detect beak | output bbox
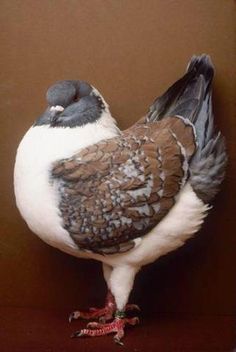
[50,110,59,125]
[49,105,64,125]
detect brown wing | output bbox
[52,116,196,254]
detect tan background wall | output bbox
[0,0,235,316]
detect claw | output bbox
[98,315,110,323]
[69,311,80,323]
[114,325,125,346]
[114,337,124,346]
[126,304,141,312]
[71,330,84,338]
[89,307,97,312]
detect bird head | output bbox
[35,80,109,128]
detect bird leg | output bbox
[69,290,115,323]
[70,265,140,344]
[69,290,140,323]
[71,310,139,345]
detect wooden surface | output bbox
[0,0,236,350]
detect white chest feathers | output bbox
[14,117,119,255]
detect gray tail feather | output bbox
[189,92,227,203]
[147,54,214,124]
[147,54,215,149]
[190,131,227,203]
[147,54,227,202]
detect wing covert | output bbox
[52,117,196,254]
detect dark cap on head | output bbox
[46,80,92,108]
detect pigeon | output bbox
[14,55,227,345]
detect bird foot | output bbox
[71,315,139,345]
[69,304,114,323]
[69,290,140,323]
[69,290,116,323]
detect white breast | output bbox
[14,114,119,256]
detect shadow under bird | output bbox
[14,55,227,345]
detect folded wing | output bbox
[52,116,196,255]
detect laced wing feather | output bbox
[52,117,196,255]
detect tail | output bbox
[147,54,227,203]
[147,54,214,127]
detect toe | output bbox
[114,328,125,346]
[86,321,100,329]
[125,316,140,326]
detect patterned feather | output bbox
[52,117,196,254]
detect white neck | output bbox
[17,110,120,167]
